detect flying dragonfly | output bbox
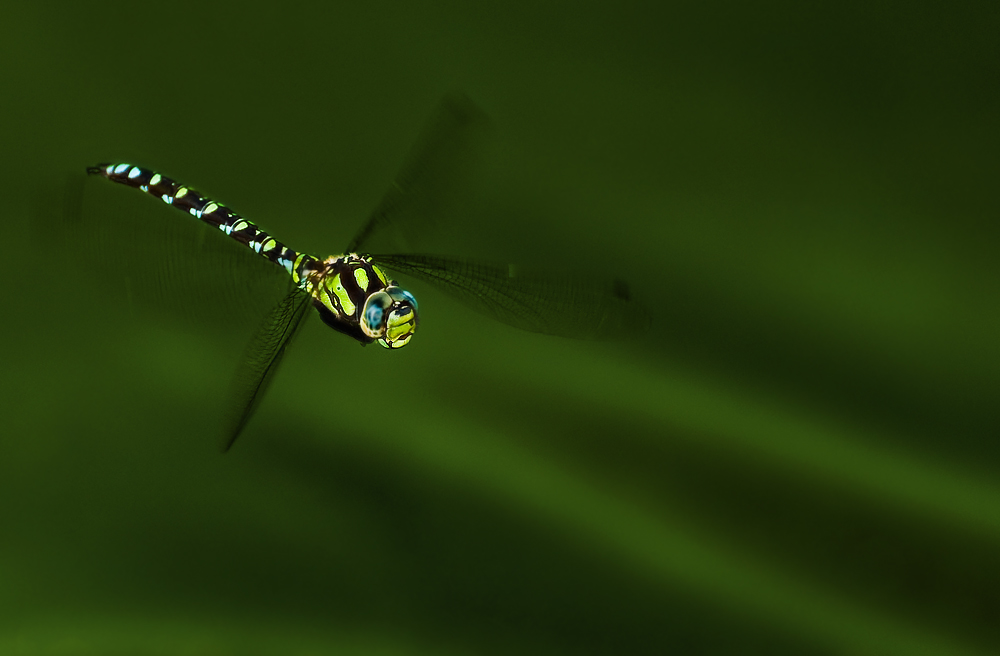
[78,98,649,449]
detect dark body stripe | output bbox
[311,253,395,345]
[88,163,318,283]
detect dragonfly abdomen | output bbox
[88,163,315,284]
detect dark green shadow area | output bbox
[252,431,819,656]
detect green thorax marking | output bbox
[310,254,391,320]
[298,253,404,345]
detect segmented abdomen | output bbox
[88,163,316,283]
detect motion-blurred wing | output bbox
[222,287,312,451]
[347,93,490,254]
[372,254,650,340]
[32,169,295,331]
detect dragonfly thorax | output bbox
[310,253,418,349]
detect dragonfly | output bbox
[80,99,649,449]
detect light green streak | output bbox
[333,396,989,656]
[300,341,999,656]
[518,346,1000,540]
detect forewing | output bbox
[347,93,491,254]
[32,169,295,331]
[371,254,651,340]
[222,287,312,451]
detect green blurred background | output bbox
[2,2,999,654]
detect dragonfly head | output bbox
[360,286,419,349]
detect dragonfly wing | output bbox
[371,254,651,340]
[222,287,312,451]
[347,93,490,254]
[33,169,295,331]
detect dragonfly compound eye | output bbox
[380,287,418,349]
[361,287,419,348]
[361,291,392,338]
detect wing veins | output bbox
[222,287,312,451]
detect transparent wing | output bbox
[371,254,651,340]
[32,169,295,331]
[222,287,312,451]
[347,93,491,254]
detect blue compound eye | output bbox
[387,287,418,310]
[362,287,419,345]
[373,286,418,349]
[361,291,394,338]
[365,303,384,330]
